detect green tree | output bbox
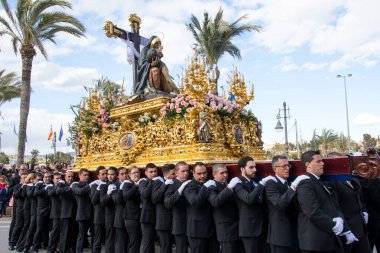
[47,151,73,164]
[0,152,10,164]
[0,0,85,165]
[186,8,261,86]
[334,132,349,154]
[29,148,39,165]
[316,128,338,155]
[363,133,377,148]
[0,69,21,107]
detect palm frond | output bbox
[36,12,85,35]
[0,15,17,37]
[187,8,260,68]
[0,69,21,103]
[15,0,30,26]
[29,26,48,59]
[29,0,72,25]
[11,36,20,54]
[0,0,17,30]
[41,25,84,41]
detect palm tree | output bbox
[186,8,261,86]
[334,132,349,154]
[0,0,85,165]
[316,128,339,155]
[0,69,21,107]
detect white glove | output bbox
[153,176,164,183]
[27,183,34,187]
[44,184,54,190]
[89,180,101,187]
[137,178,147,185]
[345,231,359,244]
[291,175,310,190]
[259,175,276,186]
[165,179,174,185]
[70,182,79,188]
[96,181,106,190]
[107,184,117,195]
[178,180,191,195]
[228,177,242,189]
[332,217,344,235]
[119,180,132,190]
[203,180,216,188]
[363,212,368,224]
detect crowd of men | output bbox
[5,150,380,253]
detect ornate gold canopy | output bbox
[73,39,265,170]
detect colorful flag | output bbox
[48,125,53,140]
[59,125,63,141]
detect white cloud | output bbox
[31,62,102,92]
[251,0,343,53]
[0,107,74,155]
[363,60,378,67]
[353,113,380,125]
[301,62,328,71]
[274,57,298,72]
[248,0,380,70]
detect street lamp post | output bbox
[275,102,290,158]
[337,74,352,154]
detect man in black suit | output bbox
[123,166,142,253]
[72,168,93,253]
[16,173,35,252]
[112,167,128,253]
[139,163,158,253]
[90,165,107,253]
[208,163,240,253]
[56,170,77,253]
[265,155,309,253]
[328,177,371,253]
[183,162,218,253]
[46,172,62,253]
[233,156,273,253]
[30,172,52,253]
[100,166,119,253]
[24,173,42,253]
[164,161,191,253]
[297,150,354,253]
[152,163,176,253]
[365,176,380,251]
[9,172,27,250]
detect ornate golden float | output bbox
[73,15,265,170]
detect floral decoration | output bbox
[160,94,197,119]
[139,112,158,127]
[203,93,241,117]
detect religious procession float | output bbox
[70,14,379,180]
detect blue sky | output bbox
[1,0,379,156]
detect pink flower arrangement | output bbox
[204,93,240,117]
[160,94,196,119]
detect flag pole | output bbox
[52,132,57,158]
